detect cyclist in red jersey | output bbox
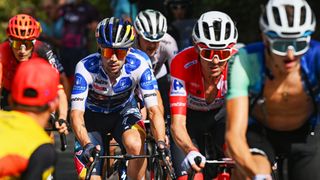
[0,14,69,135]
[169,11,238,179]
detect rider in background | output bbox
[0,14,69,135]
[70,17,167,180]
[0,58,60,179]
[133,9,178,120]
[226,0,320,179]
[169,11,238,179]
[164,0,197,51]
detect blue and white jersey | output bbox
[71,48,158,114]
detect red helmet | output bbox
[7,14,41,40]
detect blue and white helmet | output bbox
[260,0,316,38]
[95,17,135,48]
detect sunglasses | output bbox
[101,48,129,60]
[9,39,35,50]
[198,46,233,62]
[267,36,310,56]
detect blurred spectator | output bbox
[137,0,165,14]
[110,0,138,21]
[38,0,64,50]
[57,0,100,85]
[164,0,197,51]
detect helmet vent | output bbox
[209,44,226,48]
[213,21,221,41]
[300,6,306,25]
[194,23,200,38]
[272,7,281,26]
[202,22,210,40]
[284,5,294,27]
[156,12,160,34]
[138,14,147,33]
[224,22,231,40]
[143,11,153,35]
[262,8,269,26]
[281,32,300,36]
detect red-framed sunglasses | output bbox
[198,45,235,62]
[101,48,129,60]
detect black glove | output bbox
[156,140,169,156]
[83,143,99,165]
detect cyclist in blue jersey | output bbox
[226,0,320,179]
[70,17,167,180]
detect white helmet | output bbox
[192,11,238,49]
[260,0,316,38]
[134,9,167,42]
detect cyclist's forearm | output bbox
[70,110,91,146]
[57,89,68,120]
[225,132,258,177]
[156,90,164,115]
[171,124,196,154]
[60,74,71,100]
[148,106,166,141]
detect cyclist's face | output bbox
[269,49,301,73]
[200,56,227,78]
[101,48,127,78]
[138,37,160,57]
[196,45,230,78]
[10,39,34,62]
[263,34,302,73]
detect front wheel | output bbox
[151,158,164,180]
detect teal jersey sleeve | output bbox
[227,43,266,100]
[227,48,251,99]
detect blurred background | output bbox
[0,0,319,45]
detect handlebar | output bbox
[188,157,235,180]
[85,154,152,180]
[85,151,100,180]
[45,115,69,151]
[85,152,176,180]
[158,148,177,179]
[58,119,67,151]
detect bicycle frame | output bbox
[85,136,176,180]
[45,114,68,151]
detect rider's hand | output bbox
[54,119,69,135]
[157,140,171,163]
[156,140,170,156]
[181,150,206,172]
[83,143,100,165]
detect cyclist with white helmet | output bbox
[226,0,320,179]
[169,11,238,179]
[70,17,167,180]
[134,9,178,120]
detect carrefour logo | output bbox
[173,79,183,90]
[72,73,87,94]
[170,79,186,96]
[140,69,155,90]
